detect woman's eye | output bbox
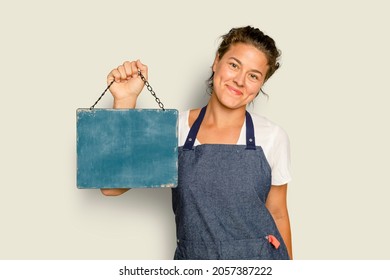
[249,74,258,80]
[230,63,238,69]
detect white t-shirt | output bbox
[178,110,292,186]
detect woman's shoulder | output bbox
[250,113,291,185]
[250,112,287,134]
[179,108,202,128]
[249,112,290,147]
[179,110,190,126]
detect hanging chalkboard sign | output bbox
[76,108,178,188]
[77,70,178,189]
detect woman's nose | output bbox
[233,71,245,86]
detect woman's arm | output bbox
[100,188,130,196]
[100,60,148,196]
[265,184,293,259]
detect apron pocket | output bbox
[174,237,289,260]
[220,237,289,260]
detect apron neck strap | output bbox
[183,106,256,150]
[183,106,206,150]
[245,111,256,150]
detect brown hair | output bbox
[207,26,281,95]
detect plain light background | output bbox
[1,0,389,259]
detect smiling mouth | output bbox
[226,85,243,95]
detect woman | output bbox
[101,26,293,260]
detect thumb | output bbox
[136,59,148,80]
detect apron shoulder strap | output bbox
[183,106,207,150]
[245,111,256,150]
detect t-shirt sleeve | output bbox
[178,110,190,147]
[270,126,292,186]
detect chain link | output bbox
[90,70,165,110]
[138,70,165,111]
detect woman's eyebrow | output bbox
[229,57,263,76]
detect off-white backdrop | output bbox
[1,0,389,259]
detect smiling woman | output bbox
[210,43,269,110]
[101,26,292,260]
[207,26,281,96]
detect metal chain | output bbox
[90,80,114,110]
[138,70,165,111]
[90,70,165,110]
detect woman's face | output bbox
[212,43,269,109]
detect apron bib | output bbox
[172,106,289,260]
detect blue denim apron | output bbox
[172,106,289,260]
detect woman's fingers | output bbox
[107,69,121,83]
[110,60,146,82]
[136,59,148,80]
[106,60,149,101]
[117,65,127,80]
[123,61,133,79]
[130,61,139,78]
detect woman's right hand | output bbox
[107,60,148,108]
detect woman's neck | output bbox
[204,96,246,129]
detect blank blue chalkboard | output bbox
[76,109,178,188]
